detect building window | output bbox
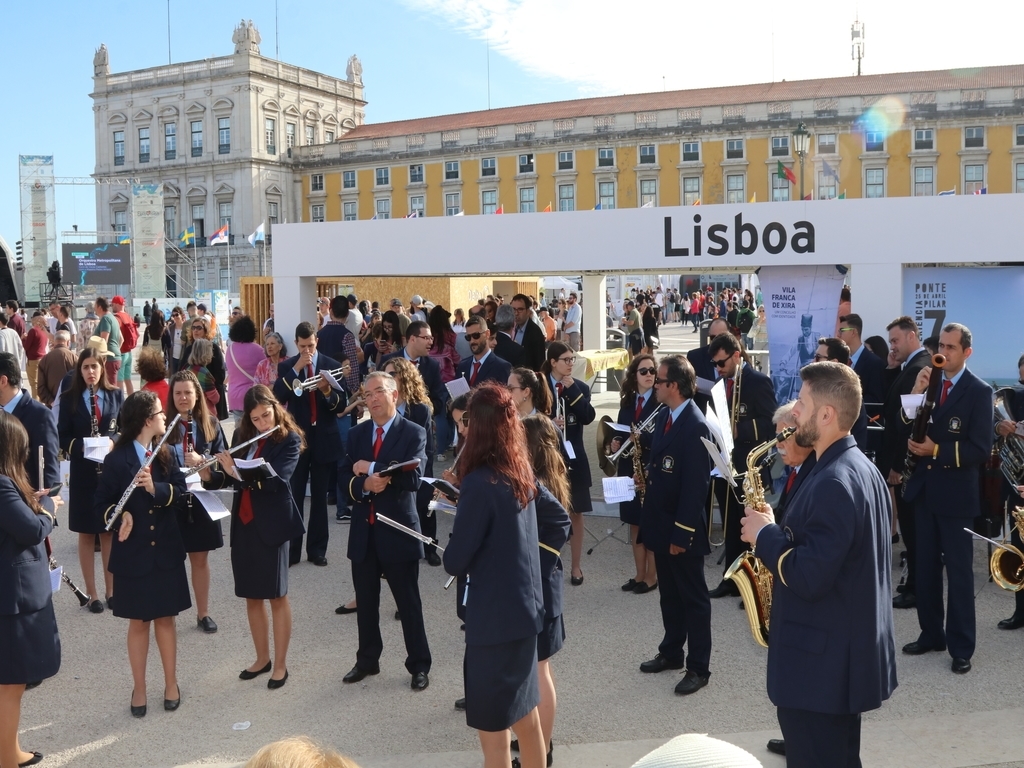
[865,131,884,152]
[557,151,574,170]
[683,176,700,205]
[325,130,334,143]
[191,120,203,157]
[163,206,176,239]
[482,189,497,215]
[771,172,790,202]
[598,148,614,167]
[519,187,536,213]
[218,117,230,154]
[113,210,127,232]
[375,167,390,187]
[311,205,325,222]
[445,192,461,216]
[375,199,391,219]
[305,125,316,146]
[445,161,460,180]
[639,179,657,207]
[409,164,424,183]
[964,164,985,194]
[558,184,575,211]
[865,168,885,198]
[191,204,205,238]
[113,131,125,166]
[342,171,356,189]
[220,268,230,291]
[164,124,176,160]
[817,171,836,200]
[268,202,279,225]
[726,174,744,204]
[218,202,232,229]
[682,142,699,162]
[598,181,615,209]
[1017,125,1024,147]
[518,154,534,174]
[265,118,276,154]
[915,129,934,150]
[286,123,296,148]
[343,201,357,221]
[726,139,744,159]
[639,144,656,164]
[817,133,836,154]
[1016,163,1024,193]
[481,157,496,177]
[914,166,934,196]
[138,128,150,163]
[771,136,789,157]
[311,174,324,192]
[410,196,425,217]
[964,126,984,148]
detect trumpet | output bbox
[606,406,664,463]
[291,362,350,397]
[184,425,281,477]
[104,414,181,530]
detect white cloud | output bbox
[404,0,1024,97]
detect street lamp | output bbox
[792,122,811,201]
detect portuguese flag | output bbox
[777,161,797,185]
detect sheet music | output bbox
[696,376,716,396]
[901,393,925,421]
[235,458,266,470]
[83,437,110,463]
[564,440,576,460]
[701,436,736,486]
[191,490,231,521]
[320,368,344,392]
[446,377,471,398]
[709,379,735,458]
[607,422,632,434]
[602,476,636,504]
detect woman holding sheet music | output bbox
[200,385,305,689]
[165,370,227,634]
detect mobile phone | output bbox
[430,479,460,500]
[47,483,63,497]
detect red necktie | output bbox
[94,393,102,423]
[238,440,265,525]
[784,469,797,494]
[369,426,384,525]
[940,379,952,406]
[634,395,643,422]
[308,365,318,426]
[726,377,734,402]
[557,382,564,399]
[663,414,673,435]
[470,361,481,385]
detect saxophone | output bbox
[631,422,647,505]
[724,426,795,648]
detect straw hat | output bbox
[84,335,114,358]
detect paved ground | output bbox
[24,320,1024,767]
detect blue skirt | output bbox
[0,599,61,685]
[464,635,539,732]
[537,613,565,662]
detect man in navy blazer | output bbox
[839,313,887,405]
[741,362,897,768]
[339,371,431,691]
[492,305,526,368]
[456,315,512,387]
[510,293,547,372]
[685,318,730,415]
[273,322,347,566]
[0,353,60,492]
[381,320,449,422]
[638,355,714,696]
[902,323,993,673]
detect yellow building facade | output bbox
[294,65,1024,222]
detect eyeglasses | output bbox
[414,335,434,343]
[557,356,576,364]
[813,354,831,362]
[837,327,855,333]
[148,410,163,419]
[465,332,484,341]
[637,367,657,376]
[712,358,730,368]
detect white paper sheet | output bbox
[191,490,231,521]
[564,440,577,460]
[185,473,204,492]
[50,566,62,594]
[901,393,925,421]
[83,437,110,464]
[710,379,735,458]
[701,436,736,486]
[1015,422,1024,437]
[234,458,266,470]
[320,368,344,392]
[696,376,716,396]
[602,476,636,504]
[428,499,457,515]
[607,422,633,434]
[446,377,471,398]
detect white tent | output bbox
[541,276,580,296]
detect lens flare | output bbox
[855,96,907,140]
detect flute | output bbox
[184,425,281,477]
[104,414,181,531]
[375,512,455,590]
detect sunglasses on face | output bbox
[637,367,657,376]
[712,358,730,368]
[465,332,484,341]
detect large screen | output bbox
[62,243,131,286]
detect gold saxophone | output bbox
[724,426,795,648]
[631,422,647,505]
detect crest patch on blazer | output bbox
[567,412,577,425]
[661,455,675,472]
[738,403,748,417]
[948,416,962,433]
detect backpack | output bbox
[737,308,755,334]
[117,312,139,353]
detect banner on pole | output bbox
[19,156,57,303]
[131,184,166,299]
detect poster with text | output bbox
[760,265,847,403]
[131,184,166,299]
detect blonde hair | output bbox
[244,736,360,768]
[382,357,431,414]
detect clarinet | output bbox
[90,385,102,476]
[183,412,195,522]
[902,354,947,491]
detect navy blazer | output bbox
[11,389,60,490]
[775,453,816,527]
[516,319,547,372]
[168,415,227,511]
[686,345,720,414]
[903,367,994,516]
[494,333,526,369]
[756,435,898,715]
[456,352,512,388]
[639,401,713,555]
[536,483,572,621]
[0,477,55,615]
[58,385,124,521]
[381,352,450,417]
[442,467,545,646]
[341,415,427,564]
[854,347,887,405]
[401,401,435,477]
[728,365,778,469]
[98,444,187,578]
[542,375,596,491]
[273,353,347,462]
[878,349,929,477]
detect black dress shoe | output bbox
[130,691,146,718]
[411,671,429,690]
[343,663,380,683]
[106,596,115,611]
[268,670,289,689]
[767,739,786,756]
[902,640,946,655]
[570,572,584,586]
[454,696,466,711]
[239,661,272,680]
[951,657,972,674]
[24,681,41,691]
[87,599,104,614]
[335,603,357,615]
[197,615,218,633]
[164,685,181,711]
[640,653,685,673]
[633,581,658,594]
[893,592,917,609]
[708,580,739,598]
[998,613,1024,630]
[426,548,442,567]
[621,578,638,592]
[674,670,710,695]
[18,751,43,767]
[308,555,328,566]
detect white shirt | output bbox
[345,308,363,337]
[564,302,582,332]
[0,327,25,369]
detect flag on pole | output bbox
[593,203,602,210]
[640,200,654,208]
[495,204,504,215]
[937,188,956,196]
[837,191,846,200]
[749,193,756,203]
[117,234,131,245]
[803,193,813,201]
[248,221,265,247]
[209,224,229,246]
[692,199,701,206]
[973,187,987,195]
[405,210,419,218]
[179,225,195,246]
[777,161,798,185]
[543,202,552,212]
[822,159,840,182]
[453,211,465,217]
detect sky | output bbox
[4,0,1024,250]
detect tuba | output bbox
[993,388,1024,487]
[725,426,795,648]
[990,507,1024,591]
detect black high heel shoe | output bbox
[164,685,181,711]
[130,691,147,718]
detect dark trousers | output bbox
[289,452,331,563]
[915,504,976,658]
[715,478,745,574]
[894,482,917,592]
[653,550,711,677]
[777,707,862,768]
[351,527,431,674]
